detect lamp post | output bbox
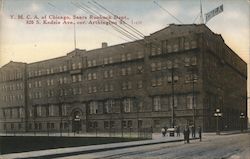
[214,108,222,135]
[240,112,245,132]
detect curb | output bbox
[14,138,199,159]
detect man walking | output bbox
[198,126,202,141]
[191,125,195,138]
[176,126,180,137]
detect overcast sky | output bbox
[0,0,249,117]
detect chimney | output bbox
[102,42,108,48]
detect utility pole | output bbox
[192,73,196,138]
[171,67,175,129]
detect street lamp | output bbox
[240,112,245,132]
[214,108,222,135]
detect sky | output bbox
[0,0,249,120]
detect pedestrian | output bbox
[191,125,195,138]
[183,127,187,144]
[198,126,202,141]
[187,126,190,143]
[161,127,166,137]
[176,126,180,137]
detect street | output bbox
[58,133,250,159]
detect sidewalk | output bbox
[0,134,194,159]
[202,129,250,136]
[2,130,248,159]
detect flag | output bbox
[205,5,223,23]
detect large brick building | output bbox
[0,24,247,133]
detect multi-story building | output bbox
[0,24,247,133]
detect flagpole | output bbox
[200,0,204,24]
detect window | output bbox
[93,73,97,79]
[128,120,132,128]
[167,61,172,69]
[78,75,82,81]
[173,44,179,52]
[90,101,98,114]
[122,82,126,90]
[38,81,42,87]
[123,98,133,113]
[62,104,68,116]
[60,89,64,96]
[184,57,191,66]
[184,41,190,50]
[88,60,92,67]
[167,44,172,52]
[137,65,143,74]
[157,62,161,70]
[191,56,197,65]
[157,78,162,86]
[104,100,114,113]
[78,62,82,69]
[127,67,131,75]
[185,74,198,83]
[88,86,92,93]
[63,65,67,71]
[104,84,109,92]
[104,71,108,78]
[173,75,179,82]
[29,108,33,117]
[121,68,126,76]
[151,79,156,87]
[151,63,156,71]
[104,121,109,128]
[59,66,63,72]
[110,84,114,91]
[122,120,127,128]
[138,120,143,128]
[154,120,160,127]
[73,88,77,95]
[187,95,195,109]
[137,80,142,89]
[121,54,126,61]
[49,105,55,116]
[88,73,92,80]
[93,86,97,92]
[157,47,161,55]
[109,70,113,78]
[104,58,108,64]
[37,106,42,117]
[72,63,76,70]
[64,77,67,84]
[174,59,178,68]
[92,60,96,66]
[127,54,131,60]
[138,51,144,58]
[151,47,156,56]
[109,57,113,63]
[72,75,76,83]
[153,96,161,111]
[169,96,178,108]
[191,40,197,48]
[128,81,132,89]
